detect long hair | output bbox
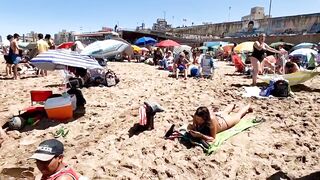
[194,106,211,124]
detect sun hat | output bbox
[29,139,64,161]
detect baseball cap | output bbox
[29,139,64,161]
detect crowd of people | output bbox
[2,33,55,79]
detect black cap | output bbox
[29,139,64,161]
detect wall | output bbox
[170,13,320,37]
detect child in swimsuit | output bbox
[188,103,253,142]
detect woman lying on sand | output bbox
[188,103,253,142]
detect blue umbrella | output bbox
[204,41,228,48]
[134,37,157,46]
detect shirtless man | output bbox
[10,33,22,80]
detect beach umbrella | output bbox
[81,39,130,58]
[270,42,294,51]
[31,50,103,71]
[291,42,317,51]
[289,48,318,66]
[234,42,254,53]
[132,45,141,52]
[57,42,75,49]
[173,45,192,54]
[204,41,228,48]
[198,46,208,50]
[134,37,157,46]
[140,47,149,52]
[223,44,235,53]
[258,70,320,86]
[156,40,180,47]
[18,42,37,50]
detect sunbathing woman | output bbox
[188,103,253,142]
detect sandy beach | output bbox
[0,57,319,179]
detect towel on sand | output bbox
[206,118,260,154]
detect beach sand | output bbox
[0,58,319,179]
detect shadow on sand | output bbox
[290,84,320,93]
[267,171,320,180]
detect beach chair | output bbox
[18,90,53,116]
[200,54,214,78]
[232,54,246,73]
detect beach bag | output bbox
[67,88,86,107]
[105,69,120,87]
[271,80,289,97]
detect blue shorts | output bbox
[178,65,186,71]
[11,54,21,65]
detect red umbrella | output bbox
[57,42,75,49]
[156,40,180,47]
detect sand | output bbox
[0,58,319,179]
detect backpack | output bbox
[105,69,120,87]
[271,80,289,97]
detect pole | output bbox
[268,0,272,35]
[228,6,231,22]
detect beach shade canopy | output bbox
[80,39,131,58]
[31,50,103,71]
[269,42,294,50]
[290,48,318,57]
[234,42,255,53]
[173,45,192,54]
[198,46,208,50]
[156,39,180,47]
[18,42,37,50]
[258,70,320,86]
[134,37,157,46]
[291,42,317,51]
[132,45,141,52]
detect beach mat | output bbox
[206,118,261,155]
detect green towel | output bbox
[206,118,261,155]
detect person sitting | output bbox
[173,52,190,80]
[285,61,300,74]
[29,139,79,180]
[159,51,173,70]
[187,103,253,142]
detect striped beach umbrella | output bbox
[31,50,103,70]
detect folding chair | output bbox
[200,54,214,78]
[232,54,246,73]
[30,90,53,106]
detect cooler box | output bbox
[44,96,73,121]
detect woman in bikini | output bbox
[250,33,281,85]
[188,103,253,142]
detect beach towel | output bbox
[139,105,147,126]
[242,86,268,98]
[206,118,260,154]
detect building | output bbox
[54,30,75,45]
[0,35,2,43]
[74,27,119,45]
[23,31,38,42]
[241,7,270,21]
[152,18,172,31]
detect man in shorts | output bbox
[2,35,13,76]
[10,33,22,79]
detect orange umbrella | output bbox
[223,44,235,55]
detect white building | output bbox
[242,7,270,21]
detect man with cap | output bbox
[173,52,189,80]
[29,139,79,180]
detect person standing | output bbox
[45,34,55,49]
[10,33,22,80]
[249,33,281,85]
[37,33,49,76]
[3,35,13,76]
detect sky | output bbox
[0,0,319,39]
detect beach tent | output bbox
[234,42,254,53]
[204,41,228,48]
[290,48,318,67]
[156,40,180,47]
[134,37,157,46]
[291,43,317,51]
[31,50,103,71]
[81,39,131,58]
[258,70,320,86]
